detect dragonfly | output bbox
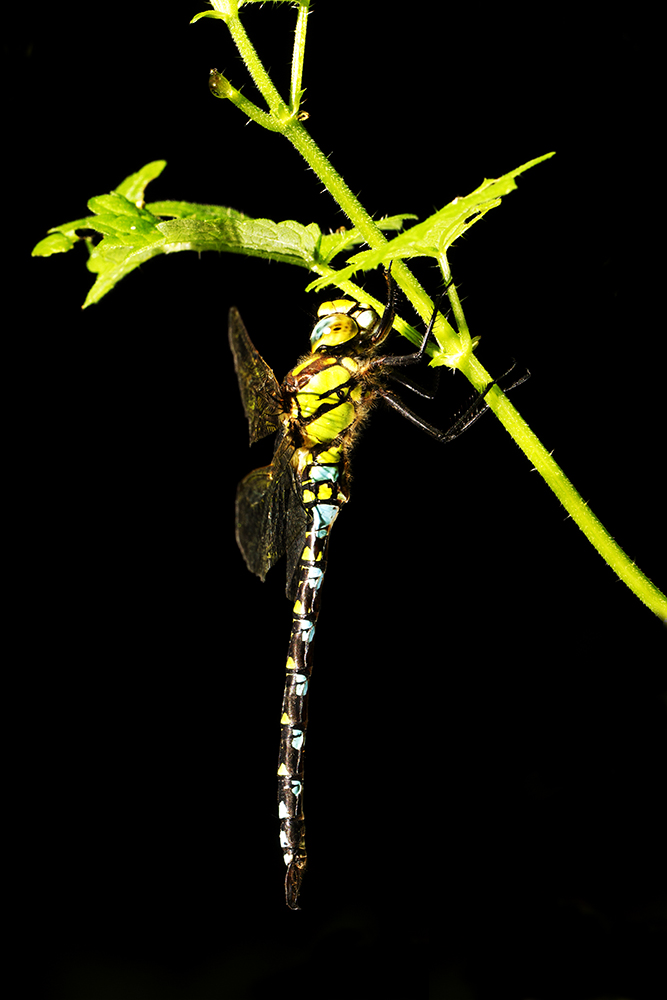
[229,276,509,909]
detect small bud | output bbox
[209,68,234,100]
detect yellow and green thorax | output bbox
[282,297,384,497]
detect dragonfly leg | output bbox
[383,290,456,399]
[379,361,530,444]
[367,266,398,348]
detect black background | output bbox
[9,4,666,998]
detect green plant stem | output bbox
[284,124,427,304]
[210,3,461,353]
[439,252,470,347]
[289,1,310,113]
[223,8,287,116]
[210,3,667,619]
[285,115,666,615]
[461,353,666,619]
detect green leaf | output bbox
[307,152,556,293]
[317,214,417,263]
[158,216,321,264]
[190,0,283,22]
[32,231,77,256]
[115,160,167,206]
[192,3,312,26]
[32,162,416,307]
[190,10,228,23]
[146,200,248,222]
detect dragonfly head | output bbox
[310,300,385,354]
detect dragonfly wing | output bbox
[235,465,284,581]
[284,494,310,602]
[235,437,308,590]
[228,307,283,444]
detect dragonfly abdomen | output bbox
[277,451,347,909]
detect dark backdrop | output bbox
[9,4,666,998]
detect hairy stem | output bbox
[209,3,667,619]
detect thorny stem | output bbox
[206,2,666,619]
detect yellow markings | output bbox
[341,356,360,373]
[286,655,296,669]
[292,601,303,615]
[306,402,355,443]
[316,551,323,561]
[281,712,290,725]
[317,299,354,317]
[318,446,342,464]
[296,393,324,419]
[301,364,350,397]
[317,483,333,499]
[302,546,312,561]
[290,358,311,377]
[302,489,316,503]
[277,763,289,776]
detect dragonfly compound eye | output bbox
[310,313,359,350]
[351,308,378,335]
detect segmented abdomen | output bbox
[277,353,365,908]
[277,456,345,909]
